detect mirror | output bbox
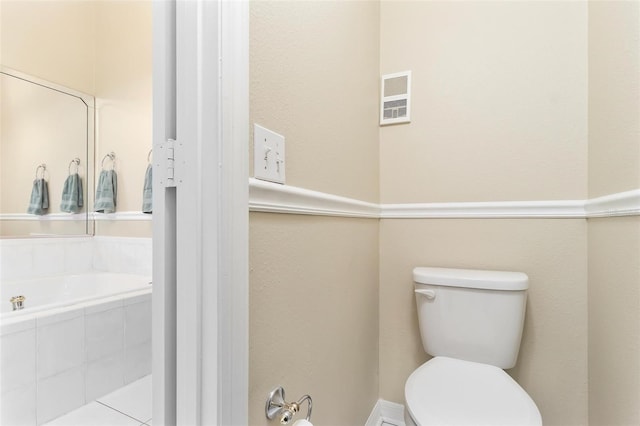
[0,68,95,237]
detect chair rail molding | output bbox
[3,185,639,222]
[584,189,640,218]
[380,200,585,219]
[249,178,380,218]
[0,212,152,221]
[248,179,640,220]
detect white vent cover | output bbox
[380,70,411,125]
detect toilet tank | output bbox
[413,267,529,369]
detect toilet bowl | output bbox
[406,267,542,425]
[404,357,541,426]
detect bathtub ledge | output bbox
[36,306,84,327]
[0,315,36,336]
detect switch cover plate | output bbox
[254,124,285,184]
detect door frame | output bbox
[152,1,249,424]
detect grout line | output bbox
[96,400,148,424]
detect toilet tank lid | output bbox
[413,267,529,291]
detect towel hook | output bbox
[68,158,81,175]
[101,152,116,170]
[35,164,47,180]
[147,149,152,164]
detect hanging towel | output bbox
[94,170,117,213]
[60,173,84,213]
[142,164,152,214]
[27,178,49,215]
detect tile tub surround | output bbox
[0,291,151,425]
[0,236,152,281]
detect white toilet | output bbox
[404,267,542,426]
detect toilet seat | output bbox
[405,357,542,426]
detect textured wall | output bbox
[588,0,640,198]
[588,1,640,425]
[588,217,640,425]
[250,0,380,202]
[250,214,379,425]
[249,1,380,424]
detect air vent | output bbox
[380,70,411,126]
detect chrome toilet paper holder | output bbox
[266,386,312,424]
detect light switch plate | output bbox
[254,124,285,184]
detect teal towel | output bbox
[27,178,49,215]
[142,164,152,214]
[60,173,84,213]
[94,170,117,213]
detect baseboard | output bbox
[365,399,406,426]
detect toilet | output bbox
[404,267,542,426]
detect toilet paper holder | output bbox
[266,386,312,424]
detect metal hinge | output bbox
[159,138,177,188]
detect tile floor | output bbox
[43,375,152,426]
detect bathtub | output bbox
[0,272,152,426]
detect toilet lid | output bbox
[405,357,542,426]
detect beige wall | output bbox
[588,0,640,198]
[588,2,640,425]
[0,0,96,95]
[250,214,379,425]
[588,217,640,425]
[378,2,590,425]
[250,0,380,202]
[380,0,588,203]
[249,1,380,424]
[94,0,152,237]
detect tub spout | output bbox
[10,295,25,311]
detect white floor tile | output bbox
[97,375,152,423]
[43,401,140,426]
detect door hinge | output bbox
[160,138,177,188]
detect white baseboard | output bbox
[365,399,406,426]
